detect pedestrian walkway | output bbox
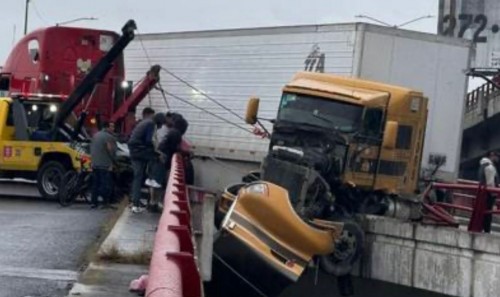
[66,206,160,297]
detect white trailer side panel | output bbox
[125,24,359,161]
[359,26,472,180]
[125,23,472,180]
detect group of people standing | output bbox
[88,107,189,213]
[127,107,189,214]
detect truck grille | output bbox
[261,156,309,205]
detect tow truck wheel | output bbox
[319,220,364,276]
[37,161,67,200]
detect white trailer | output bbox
[125,22,472,186]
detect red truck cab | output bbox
[0,26,127,133]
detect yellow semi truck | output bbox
[215,71,428,285]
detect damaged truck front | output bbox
[255,72,428,218]
[213,72,428,295]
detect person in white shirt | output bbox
[479,151,499,233]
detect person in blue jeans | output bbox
[90,121,117,209]
[127,107,156,213]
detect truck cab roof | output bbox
[285,71,423,108]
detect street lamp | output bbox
[355,15,392,27]
[23,0,30,35]
[355,14,434,28]
[56,17,98,27]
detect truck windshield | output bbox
[25,103,58,130]
[277,92,363,133]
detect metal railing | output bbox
[145,153,203,297]
[465,81,500,114]
[422,179,500,232]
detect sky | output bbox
[0,0,439,63]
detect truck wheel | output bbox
[37,161,67,200]
[320,220,364,276]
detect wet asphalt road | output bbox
[0,181,113,297]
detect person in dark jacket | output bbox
[165,113,194,184]
[158,125,183,170]
[127,107,155,213]
[169,112,188,136]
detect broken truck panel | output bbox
[212,182,341,297]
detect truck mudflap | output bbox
[209,182,342,297]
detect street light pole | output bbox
[355,14,434,29]
[354,15,392,27]
[396,15,434,28]
[23,0,30,35]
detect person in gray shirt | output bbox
[90,121,117,209]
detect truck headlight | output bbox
[121,80,130,89]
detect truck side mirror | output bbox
[383,121,398,149]
[245,97,260,125]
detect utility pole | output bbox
[24,0,30,35]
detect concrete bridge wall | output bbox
[356,216,500,297]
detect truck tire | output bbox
[319,220,364,276]
[37,161,67,200]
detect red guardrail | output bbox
[146,153,202,297]
[422,181,500,232]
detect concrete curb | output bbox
[67,203,159,296]
[98,207,159,256]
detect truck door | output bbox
[0,100,40,171]
[345,108,385,188]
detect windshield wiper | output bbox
[312,112,335,125]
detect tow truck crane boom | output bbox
[110,64,161,134]
[52,20,137,139]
